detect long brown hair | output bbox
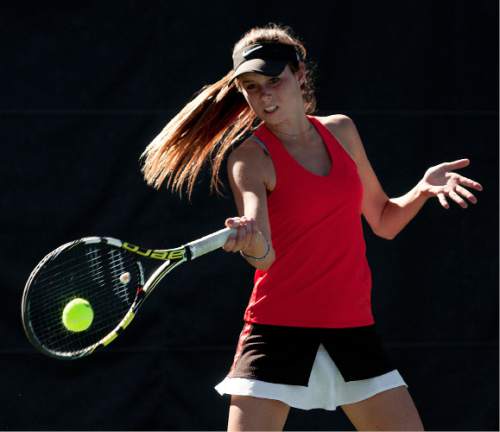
[141,23,317,198]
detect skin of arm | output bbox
[224,139,276,270]
[325,114,431,240]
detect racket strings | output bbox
[32,248,128,290]
[26,243,145,356]
[28,246,139,314]
[37,311,133,352]
[29,291,137,353]
[29,248,139,311]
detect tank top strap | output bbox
[252,123,299,190]
[253,122,282,156]
[249,133,270,156]
[307,115,356,168]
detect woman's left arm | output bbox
[325,115,484,240]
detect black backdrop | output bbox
[0,1,498,430]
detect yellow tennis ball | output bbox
[62,298,94,332]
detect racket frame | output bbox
[21,227,233,360]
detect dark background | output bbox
[0,1,498,430]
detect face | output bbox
[237,64,305,124]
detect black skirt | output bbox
[228,322,395,386]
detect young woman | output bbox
[142,23,482,431]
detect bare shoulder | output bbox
[227,136,275,191]
[321,113,354,128]
[316,114,362,163]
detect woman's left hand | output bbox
[418,158,483,209]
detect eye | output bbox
[269,77,281,85]
[244,83,257,91]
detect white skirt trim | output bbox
[214,344,407,411]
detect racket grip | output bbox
[185,227,237,260]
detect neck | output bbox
[265,115,313,141]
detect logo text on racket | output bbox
[122,243,185,260]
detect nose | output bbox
[259,84,273,101]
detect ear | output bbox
[294,62,306,86]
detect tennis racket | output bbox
[21,227,235,360]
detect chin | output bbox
[260,109,284,124]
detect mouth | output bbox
[263,105,278,114]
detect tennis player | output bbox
[142,23,482,431]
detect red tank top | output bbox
[243,115,374,328]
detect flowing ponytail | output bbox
[141,23,317,199]
[141,70,256,198]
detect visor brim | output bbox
[232,59,288,80]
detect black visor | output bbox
[232,43,301,79]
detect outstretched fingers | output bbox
[437,181,481,209]
[437,192,450,209]
[449,190,468,208]
[457,175,483,191]
[456,184,478,204]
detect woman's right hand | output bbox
[223,216,258,254]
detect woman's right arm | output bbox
[223,139,276,271]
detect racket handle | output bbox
[185,227,237,260]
